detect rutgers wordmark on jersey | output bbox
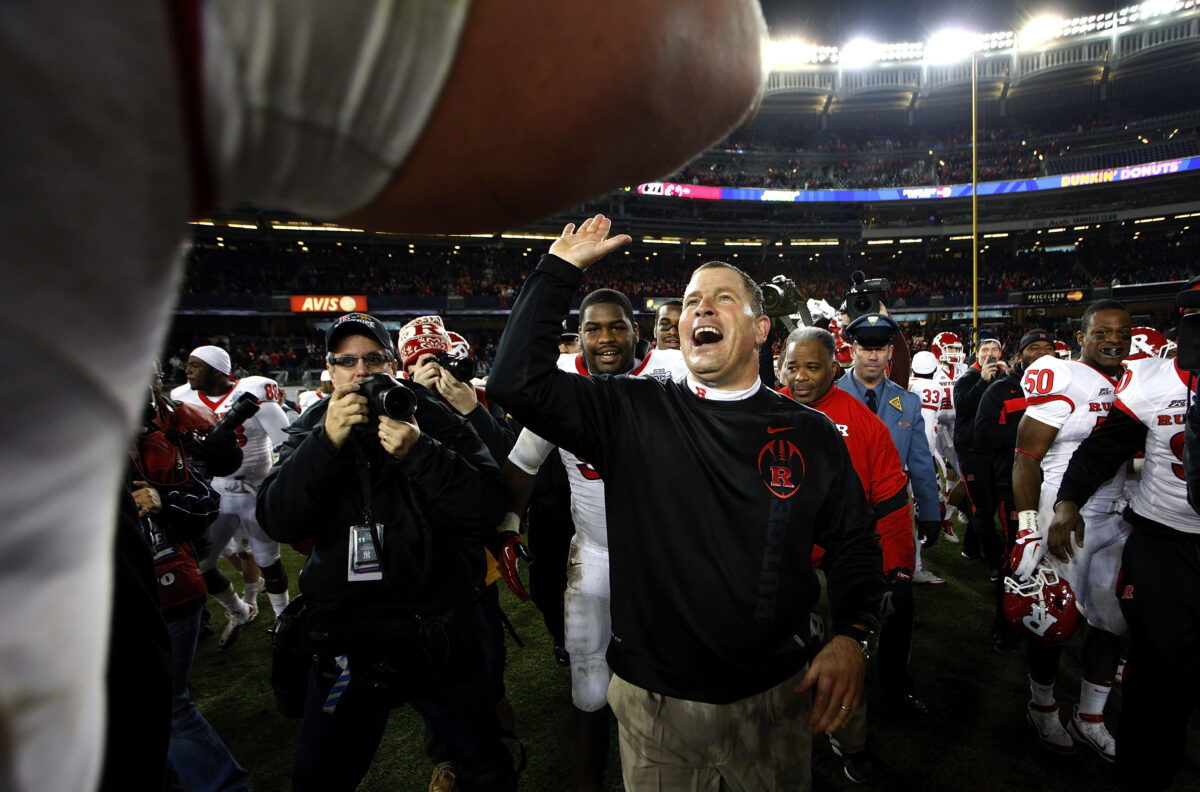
[1113,357,1200,533]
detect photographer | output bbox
[256,312,515,792]
[103,366,250,792]
[952,331,1006,567]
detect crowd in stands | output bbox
[666,108,1197,190]
[179,232,1196,309]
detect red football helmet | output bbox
[1054,340,1071,359]
[1127,326,1167,360]
[830,322,854,368]
[1002,562,1081,645]
[930,332,965,365]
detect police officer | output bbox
[837,313,941,718]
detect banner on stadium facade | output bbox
[636,156,1200,205]
[289,295,368,313]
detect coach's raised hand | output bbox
[548,214,631,271]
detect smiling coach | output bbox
[488,215,885,792]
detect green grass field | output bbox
[191,521,1200,791]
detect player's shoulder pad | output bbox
[636,348,689,382]
[1023,354,1073,397]
[236,375,279,401]
[169,383,194,400]
[556,352,585,375]
[1118,356,1172,397]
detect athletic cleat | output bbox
[941,521,961,543]
[428,761,457,792]
[218,602,257,649]
[1067,709,1116,762]
[1026,702,1075,754]
[912,569,946,586]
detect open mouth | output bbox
[692,326,724,347]
[1100,346,1126,358]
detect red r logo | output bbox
[758,438,805,499]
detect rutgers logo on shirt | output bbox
[758,432,805,499]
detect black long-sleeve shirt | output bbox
[488,254,884,704]
[974,368,1027,491]
[953,364,992,454]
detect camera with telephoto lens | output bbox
[358,372,417,421]
[759,275,803,318]
[191,391,259,455]
[433,352,477,383]
[844,270,891,321]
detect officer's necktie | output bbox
[865,388,878,414]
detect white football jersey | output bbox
[1113,358,1200,534]
[298,390,326,413]
[1022,356,1126,506]
[908,374,944,453]
[172,376,291,482]
[934,364,962,430]
[508,349,688,548]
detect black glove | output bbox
[917,521,941,549]
[886,567,913,585]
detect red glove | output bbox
[495,512,534,601]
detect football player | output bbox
[654,300,682,350]
[1048,289,1200,789]
[909,352,961,546]
[500,288,687,792]
[173,345,292,645]
[1010,300,1132,760]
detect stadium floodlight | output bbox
[765,38,823,70]
[1140,0,1178,18]
[1019,15,1065,46]
[925,29,982,63]
[839,38,881,68]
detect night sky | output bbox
[758,0,1130,43]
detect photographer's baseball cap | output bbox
[189,345,231,375]
[397,315,452,367]
[326,313,395,354]
[845,313,900,349]
[1017,329,1054,354]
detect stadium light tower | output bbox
[839,38,879,68]
[925,29,980,64]
[1019,14,1065,47]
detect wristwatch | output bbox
[839,625,878,660]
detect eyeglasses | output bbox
[327,352,394,369]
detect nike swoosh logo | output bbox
[767,426,792,434]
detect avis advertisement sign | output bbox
[289,295,367,313]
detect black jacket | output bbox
[488,254,884,704]
[257,390,505,630]
[974,366,1026,491]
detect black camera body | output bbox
[759,275,803,318]
[358,372,417,421]
[844,270,891,321]
[1178,312,1200,371]
[433,353,477,383]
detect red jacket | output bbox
[795,385,915,575]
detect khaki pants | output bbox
[607,666,813,792]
